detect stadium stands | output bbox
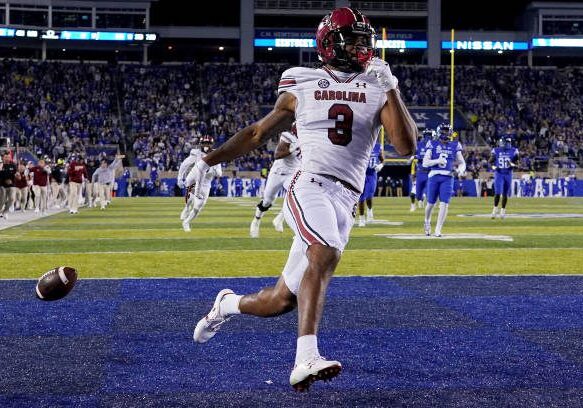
[1,60,581,173]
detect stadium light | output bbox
[219,46,224,51]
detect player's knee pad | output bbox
[257,200,272,212]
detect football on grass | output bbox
[35,266,78,301]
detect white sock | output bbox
[220,294,242,316]
[295,335,319,365]
[492,206,498,215]
[435,202,449,234]
[501,208,506,216]
[367,208,373,218]
[424,203,434,225]
[359,215,365,223]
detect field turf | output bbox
[0,196,581,278]
[1,197,583,407]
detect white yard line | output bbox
[0,247,579,255]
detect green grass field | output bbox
[0,197,582,279]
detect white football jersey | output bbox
[181,149,222,186]
[278,66,387,192]
[270,130,301,175]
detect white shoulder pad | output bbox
[277,67,316,95]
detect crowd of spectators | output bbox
[0,60,122,162]
[0,60,581,175]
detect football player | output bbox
[490,137,519,219]
[423,123,466,237]
[357,140,384,226]
[186,7,416,391]
[181,136,222,232]
[250,124,301,238]
[409,128,435,212]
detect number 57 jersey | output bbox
[278,66,387,193]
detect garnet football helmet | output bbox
[200,135,214,153]
[316,7,376,72]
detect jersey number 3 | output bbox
[328,104,353,146]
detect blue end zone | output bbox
[1,276,583,406]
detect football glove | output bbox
[374,163,384,172]
[365,57,398,92]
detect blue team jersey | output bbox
[415,137,433,172]
[493,147,519,174]
[367,143,382,169]
[428,140,462,174]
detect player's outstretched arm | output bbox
[202,93,296,167]
[380,91,417,157]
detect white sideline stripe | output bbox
[0,208,66,231]
[0,247,579,255]
[3,273,583,281]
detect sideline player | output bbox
[178,146,202,221]
[409,128,434,212]
[181,136,222,232]
[490,137,519,219]
[30,159,51,215]
[357,140,384,226]
[186,7,416,391]
[250,124,301,237]
[91,155,123,210]
[423,124,466,237]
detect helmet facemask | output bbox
[325,27,375,72]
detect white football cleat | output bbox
[272,212,284,232]
[182,220,191,232]
[250,218,261,238]
[424,222,431,236]
[500,209,506,219]
[410,203,416,212]
[366,209,374,223]
[290,356,342,392]
[193,289,235,344]
[358,217,366,227]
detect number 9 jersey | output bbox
[278,66,387,193]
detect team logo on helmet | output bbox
[318,79,330,88]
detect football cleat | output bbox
[366,209,374,223]
[193,289,235,344]
[358,217,366,227]
[272,212,284,232]
[250,218,261,238]
[424,222,431,236]
[182,220,191,232]
[410,203,416,212]
[290,356,342,392]
[500,209,506,219]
